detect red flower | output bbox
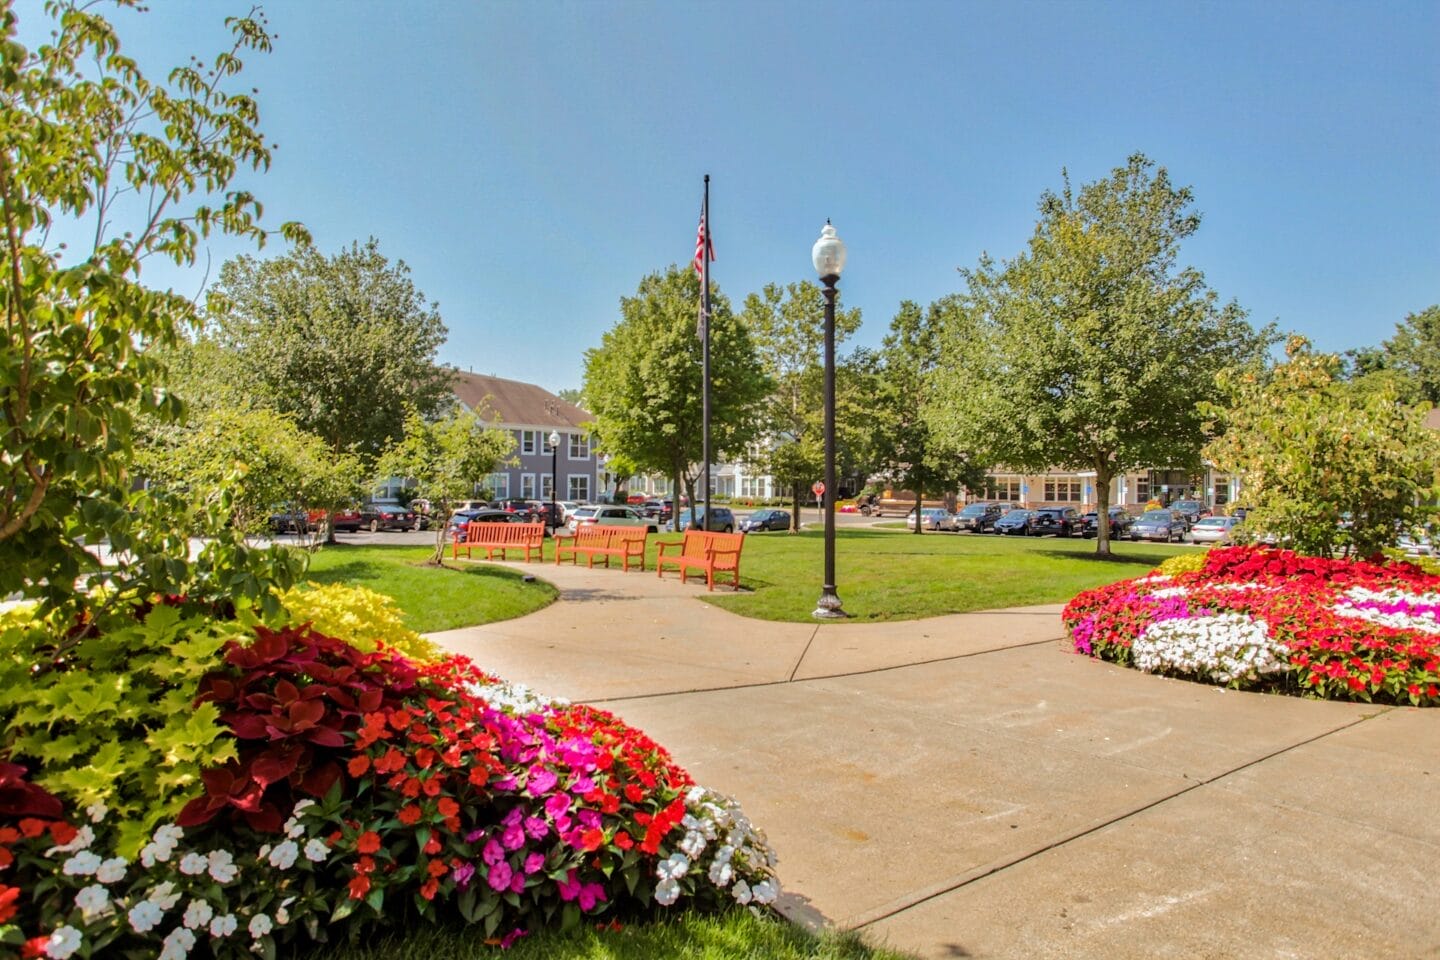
[0,884,19,923]
[427,859,448,878]
[420,878,439,900]
[355,831,382,854]
[437,797,460,818]
[423,835,441,855]
[397,805,422,826]
[348,874,371,899]
[23,936,49,958]
[17,819,44,839]
[347,755,371,777]
[613,832,634,851]
[48,821,77,846]
[581,828,604,851]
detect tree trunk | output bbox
[431,506,450,565]
[791,482,802,533]
[1095,462,1114,558]
[672,470,684,531]
[913,489,923,534]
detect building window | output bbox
[520,474,536,498]
[568,434,590,459]
[520,431,537,455]
[1044,478,1083,501]
[541,474,553,499]
[1135,477,1151,503]
[984,475,1022,502]
[542,432,558,454]
[568,475,590,501]
[1213,474,1231,506]
[484,473,509,499]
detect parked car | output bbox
[360,503,417,532]
[1032,507,1083,537]
[740,509,791,533]
[906,507,956,532]
[1129,509,1187,543]
[1081,508,1133,539]
[954,502,1003,533]
[625,493,647,505]
[568,505,658,534]
[557,500,583,522]
[1168,499,1208,525]
[640,499,674,522]
[1399,534,1435,558]
[307,507,362,533]
[676,506,735,533]
[268,508,311,534]
[1188,515,1241,544]
[448,508,522,540]
[993,509,1040,536]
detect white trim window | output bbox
[568,434,590,460]
[485,473,510,499]
[520,473,536,498]
[567,475,590,501]
[542,432,558,454]
[541,474,553,499]
[519,430,537,455]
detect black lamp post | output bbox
[548,429,560,534]
[811,221,847,619]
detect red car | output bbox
[309,508,362,533]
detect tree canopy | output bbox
[1348,305,1440,406]
[583,266,770,515]
[206,238,451,463]
[0,0,307,607]
[1205,336,1439,557]
[927,153,1272,554]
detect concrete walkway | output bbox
[430,562,1440,960]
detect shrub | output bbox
[1156,553,1206,576]
[1064,546,1440,705]
[279,583,443,664]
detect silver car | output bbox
[1188,515,1240,544]
[1129,509,1187,543]
[907,507,956,531]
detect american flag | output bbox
[693,208,714,278]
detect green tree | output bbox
[928,154,1271,556]
[206,238,452,463]
[0,0,307,607]
[376,410,516,563]
[1205,336,1439,557]
[875,299,987,530]
[583,266,770,522]
[556,387,584,407]
[1348,305,1440,406]
[741,280,861,530]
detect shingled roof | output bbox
[449,371,590,430]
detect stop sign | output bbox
[812,481,825,497]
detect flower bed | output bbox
[1063,546,1440,706]
[0,590,778,958]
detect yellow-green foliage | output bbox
[0,600,247,854]
[1157,552,1207,576]
[280,582,443,664]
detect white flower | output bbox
[751,878,779,904]
[267,840,299,870]
[707,859,734,886]
[94,856,128,884]
[248,913,273,939]
[179,851,209,875]
[679,830,706,858]
[303,838,329,863]
[156,825,185,845]
[654,876,681,906]
[713,844,734,864]
[656,853,689,881]
[731,878,753,904]
[62,851,101,876]
[45,925,84,960]
[141,825,183,867]
[283,816,304,839]
[686,785,707,804]
[207,849,238,884]
[183,899,215,930]
[47,825,94,856]
[1147,586,1189,599]
[1133,614,1289,684]
[85,802,108,823]
[149,880,182,910]
[158,926,197,960]
[129,900,164,933]
[291,799,317,817]
[210,914,239,939]
[275,897,294,926]
[74,884,110,918]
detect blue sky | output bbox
[18,0,1438,394]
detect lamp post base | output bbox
[812,589,848,620]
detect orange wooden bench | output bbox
[655,530,744,591]
[554,526,649,571]
[452,521,545,562]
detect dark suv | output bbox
[954,502,1003,533]
[1080,508,1133,539]
[360,503,417,532]
[678,506,736,533]
[1168,499,1207,525]
[1033,507,1082,537]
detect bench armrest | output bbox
[655,539,684,555]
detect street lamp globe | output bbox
[548,430,560,449]
[811,221,846,280]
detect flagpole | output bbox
[701,174,712,531]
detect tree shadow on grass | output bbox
[1031,547,1175,566]
[302,559,389,583]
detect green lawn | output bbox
[702,528,1190,622]
[306,910,917,960]
[299,545,557,633]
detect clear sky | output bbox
[17,0,1438,395]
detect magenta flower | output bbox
[527,767,558,795]
[523,815,548,840]
[577,882,607,912]
[501,823,525,851]
[523,851,545,875]
[556,869,581,902]
[452,861,476,889]
[487,860,513,892]
[482,838,505,866]
[544,793,570,819]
